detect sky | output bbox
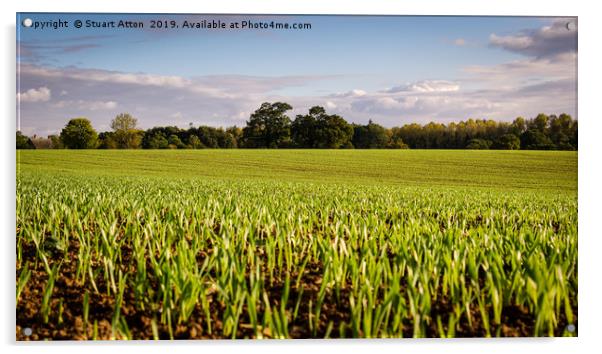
[16,13,577,136]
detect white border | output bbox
[3,1,600,354]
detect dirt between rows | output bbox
[16,241,577,340]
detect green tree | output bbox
[465,138,492,149]
[48,135,64,149]
[242,102,292,148]
[549,113,576,150]
[111,113,141,149]
[147,133,169,149]
[530,113,549,133]
[315,112,353,148]
[353,120,389,148]
[493,134,521,150]
[291,110,318,148]
[520,129,555,150]
[510,117,527,136]
[60,118,98,149]
[188,135,203,149]
[16,131,35,149]
[98,132,117,149]
[168,134,185,149]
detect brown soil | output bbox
[16,240,577,340]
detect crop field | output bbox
[16,150,578,339]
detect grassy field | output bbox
[16,150,577,339]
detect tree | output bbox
[98,132,117,149]
[60,118,98,149]
[493,134,521,150]
[465,138,492,149]
[292,106,353,148]
[147,133,169,149]
[520,129,555,150]
[314,112,353,148]
[549,113,576,150]
[242,102,292,148]
[530,113,549,133]
[510,117,527,136]
[188,135,203,149]
[48,135,63,149]
[16,131,35,149]
[386,127,409,149]
[111,113,141,149]
[226,126,242,145]
[168,134,185,149]
[353,120,389,148]
[291,111,318,148]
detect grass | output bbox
[15,150,577,339]
[17,149,577,191]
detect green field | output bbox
[16,150,578,339]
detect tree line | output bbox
[16,102,577,150]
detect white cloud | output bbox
[489,34,533,50]
[489,19,577,59]
[385,80,460,93]
[325,101,337,109]
[462,52,576,89]
[330,89,367,98]
[52,100,117,111]
[19,65,232,99]
[17,86,51,102]
[170,112,183,119]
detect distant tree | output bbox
[493,134,521,150]
[60,118,98,149]
[465,138,492,149]
[549,113,576,150]
[520,129,555,150]
[98,132,118,149]
[142,127,180,149]
[529,113,550,133]
[570,120,578,149]
[226,126,243,145]
[387,127,409,149]
[147,133,169,149]
[353,120,389,148]
[48,135,64,149]
[168,134,185,149]
[291,111,318,148]
[111,113,142,149]
[510,117,527,136]
[192,126,219,148]
[188,135,203,149]
[218,129,237,148]
[242,102,292,148]
[16,131,35,149]
[315,112,353,148]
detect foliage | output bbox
[353,120,390,149]
[16,131,35,149]
[493,134,521,150]
[242,102,293,148]
[111,113,142,149]
[466,138,492,149]
[17,108,577,151]
[59,118,98,149]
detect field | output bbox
[16,150,578,339]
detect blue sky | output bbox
[17,14,577,136]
